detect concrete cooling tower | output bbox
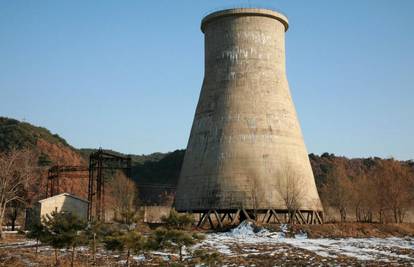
[175,8,323,226]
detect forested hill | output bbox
[1,116,412,205]
[78,148,167,165]
[0,117,71,151]
[0,116,172,167]
[0,117,183,203]
[0,117,84,166]
[310,152,413,186]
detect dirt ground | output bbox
[281,222,414,238]
[0,243,400,267]
[1,223,414,266]
[1,237,413,267]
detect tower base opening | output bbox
[185,209,324,229]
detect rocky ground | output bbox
[1,222,414,266]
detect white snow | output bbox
[0,240,37,248]
[3,223,413,264]
[150,251,178,261]
[197,221,414,263]
[3,230,19,234]
[133,254,145,261]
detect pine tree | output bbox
[26,221,47,257]
[42,211,87,267]
[104,211,147,267]
[193,249,222,267]
[84,219,108,265]
[104,229,148,267]
[149,227,204,261]
[151,209,203,261]
[161,209,194,230]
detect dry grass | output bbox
[0,232,25,244]
[2,223,414,266]
[0,246,151,267]
[289,222,414,238]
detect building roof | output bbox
[38,192,89,204]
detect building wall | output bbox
[39,195,88,221]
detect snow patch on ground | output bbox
[198,221,414,263]
[0,240,37,248]
[132,254,145,261]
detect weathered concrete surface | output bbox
[176,8,323,212]
[35,193,89,222]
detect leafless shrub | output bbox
[277,163,305,224]
[110,171,139,223]
[0,148,36,238]
[320,164,353,222]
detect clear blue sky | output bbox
[1,0,413,160]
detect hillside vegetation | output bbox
[78,148,166,165]
[1,117,413,223]
[0,117,83,166]
[0,117,71,151]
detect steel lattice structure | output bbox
[88,149,132,221]
[46,165,89,198]
[46,149,132,221]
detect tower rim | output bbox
[201,8,289,33]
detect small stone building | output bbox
[26,193,89,226]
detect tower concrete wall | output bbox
[175,8,323,213]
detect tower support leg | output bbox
[192,209,323,229]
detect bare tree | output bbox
[110,171,138,224]
[0,148,36,238]
[277,163,305,224]
[320,164,353,222]
[158,191,175,206]
[250,178,259,220]
[352,174,376,223]
[353,160,413,223]
[365,162,397,224]
[385,160,413,223]
[359,159,414,224]
[371,170,389,223]
[5,200,23,231]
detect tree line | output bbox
[1,143,413,238]
[316,155,414,223]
